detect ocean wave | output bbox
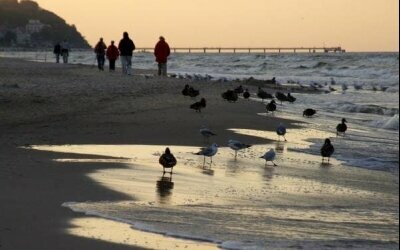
[326,102,399,116]
[369,115,399,131]
[313,61,330,68]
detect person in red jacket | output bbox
[154,36,171,76]
[106,40,120,71]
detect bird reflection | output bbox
[275,141,285,153]
[156,174,174,203]
[202,168,215,176]
[263,166,275,182]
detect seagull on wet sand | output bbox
[266,100,277,113]
[336,118,348,136]
[228,140,251,159]
[321,138,335,163]
[260,149,277,166]
[195,143,219,166]
[159,147,177,174]
[200,127,217,142]
[276,123,287,141]
[243,89,250,100]
[303,108,317,117]
[190,98,206,112]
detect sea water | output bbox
[7,51,400,249]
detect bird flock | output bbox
[159,78,349,174]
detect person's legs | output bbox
[109,60,115,71]
[56,54,60,63]
[158,63,162,76]
[120,56,127,74]
[126,56,132,75]
[100,55,105,70]
[161,63,167,76]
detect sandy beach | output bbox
[0,58,398,250]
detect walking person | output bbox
[53,42,61,63]
[118,32,135,75]
[106,40,120,72]
[94,38,107,71]
[154,36,170,76]
[61,39,70,63]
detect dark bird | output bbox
[221,90,239,102]
[303,108,316,117]
[287,93,296,103]
[190,98,206,112]
[243,89,250,100]
[188,87,200,97]
[265,77,276,84]
[181,84,190,96]
[336,118,348,136]
[159,147,177,174]
[257,87,274,102]
[276,123,287,141]
[321,138,335,162]
[234,85,244,94]
[266,100,277,113]
[275,92,288,104]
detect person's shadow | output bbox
[156,173,174,204]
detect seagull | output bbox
[265,77,276,84]
[200,127,217,142]
[260,149,277,166]
[336,118,348,136]
[303,108,316,117]
[257,87,274,102]
[195,143,218,166]
[234,85,244,94]
[243,89,250,100]
[321,138,335,163]
[275,92,288,104]
[182,84,190,96]
[190,98,206,112]
[276,123,287,141]
[159,147,177,174]
[188,87,200,97]
[228,139,251,159]
[341,83,348,91]
[221,90,238,102]
[266,100,277,113]
[287,93,296,103]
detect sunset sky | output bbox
[34,0,398,52]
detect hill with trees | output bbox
[0,0,90,48]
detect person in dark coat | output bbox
[106,40,120,71]
[118,32,135,75]
[53,42,61,63]
[154,36,171,76]
[94,37,107,71]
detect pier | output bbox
[137,46,345,54]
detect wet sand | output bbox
[0,58,398,249]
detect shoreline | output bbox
[0,58,398,250]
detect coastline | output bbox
[0,58,398,249]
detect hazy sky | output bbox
[34,0,398,51]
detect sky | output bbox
[34,0,399,52]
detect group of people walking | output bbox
[53,39,70,64]
[56,32,171,76]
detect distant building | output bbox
[25,19,45,34]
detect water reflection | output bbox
[156,174,174,204]
[202,168,215,176]
[275,141,286,153]
[263,166,275,182]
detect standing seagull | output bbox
[195,143,219,166]
[276,123,287,141]
[200,127,217,142]
[260,149,278,166]
[336,118,348,136]
[321,138,335,163]
[266,100,277,113]
[243,89,250,100]
[228,140,251,159]
[287,93,296,103]
[159,147,177,174]
[303,108,317,117]
[190,98,206,112]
